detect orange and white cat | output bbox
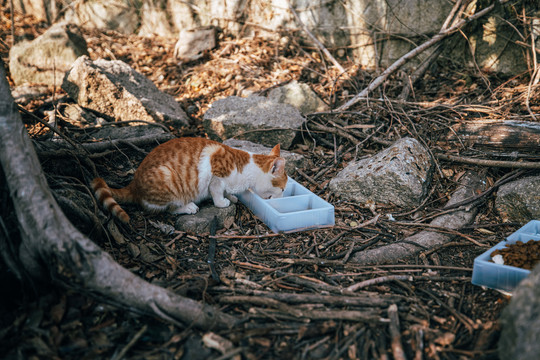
[91,137,287,224]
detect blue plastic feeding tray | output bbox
[237,177,335,233]
[472,220,540,293]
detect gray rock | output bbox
[174,26,216,62]
[62,56,189,126]
[11,85,51,104]
[266,81,329,114]
[63,0,139,34]
[138,0,175,37]
[457,5,528,76]
[499,264,540,360]
[9,22,88,86]
[61,103,101,126]
[203,96,305,149]
[329,137,433,207]
[13,0,53,22]
[223,139,304,174]
[175,203,236,234]
[495,176,540,223]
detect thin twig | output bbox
[18,104,89,154]
[111,325,148,360]
[388,304,406,360]
[337,1,504,111]
[399,0,466,100]
[346,275,413,292]
[287,1,346,74]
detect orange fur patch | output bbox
[211,145,250,177]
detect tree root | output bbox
[0,62,238,330]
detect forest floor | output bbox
[2,7,539,360]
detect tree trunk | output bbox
[0,62,237,330]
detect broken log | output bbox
[445,120,540,150]
[0,61,237,330]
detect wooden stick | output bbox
[388,304,407,360]
[436,153,540,169]
[347,275,413,292]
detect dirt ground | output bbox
[2,7,539,360]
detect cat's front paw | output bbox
[214,198,231,208]
[173,202,199,215]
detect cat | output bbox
[91,137,287,224]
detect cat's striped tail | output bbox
[91,178,132,224]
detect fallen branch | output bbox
[213,287,404,307]
[351,171,485,265]
[436,153,540,169]
[337,1,502,111]
[0,63,237,330]
[346,275,413,292]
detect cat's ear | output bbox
[269,144,281,157]
[271,157,285,176]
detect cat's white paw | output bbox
[214,198,230,208]
[226,194,238,203]
[173,202,199,215]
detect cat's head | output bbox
[253,144,288,199]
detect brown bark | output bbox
[446,120,540,150]
[0,62,237,330]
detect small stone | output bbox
[174,26,216,62]
[175,203,236,234]
[266,80,329,114]
[127,243,140,258]
[495,175,540,223]
[107,220,126,245]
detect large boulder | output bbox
[203,96,305,149]
[223,139,305,174]
[62,56,189,126]
[495,176,540,223]
[329,137,433,208]
[63,0,139,34]
[9,22,88,86]
[499,264,540,360]
[137,0,174,37]
[47,0,533,76]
